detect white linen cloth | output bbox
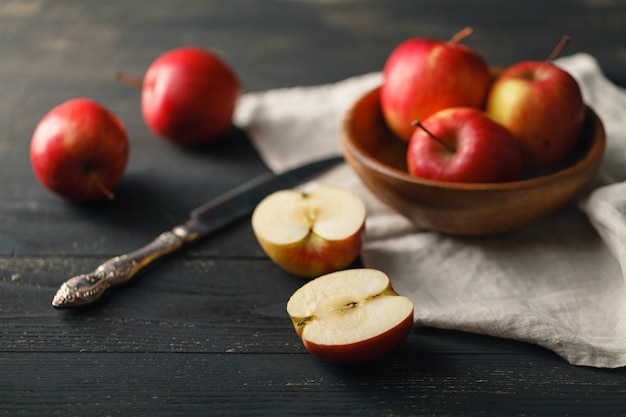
[234,53,626,368]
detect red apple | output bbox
[286,268,414,363]
[380,27,491,142]
[407,107,523,183]
[30,98,129,202]
[139,47,241,146]
[251,184,366,278]
[485,36,585,168]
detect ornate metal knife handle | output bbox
[51,225,196,309]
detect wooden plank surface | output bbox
[2,1,626,416]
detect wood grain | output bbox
[1,1,626,415]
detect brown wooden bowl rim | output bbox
[342,86,606,192]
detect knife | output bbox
[51,155,344,309]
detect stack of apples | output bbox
[380,28,586,183]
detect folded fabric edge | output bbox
[415,316,626,369]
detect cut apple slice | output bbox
[286,268,414,363]
[251,184,366,278]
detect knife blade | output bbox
[51,155,344,309]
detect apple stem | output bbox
[412,120,454,152]
[448,26,474,46]
[545,35,571,64]
[116,71,143,90]
[92,175,115,200]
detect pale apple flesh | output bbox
[251,185,366,278]
[286,268,414,363]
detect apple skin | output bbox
[485,61,586,168]
[300,307,414,364]
[30,98,129,202]
[380,32,491,142]
[258,226,365,278]
[141,47,241,146]
[286,268,415,364]
[251,185,366,278]
[407,107,524,183]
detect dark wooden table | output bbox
[2,1,626,416]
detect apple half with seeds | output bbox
[286,268,414,363]
[251,184,366,278]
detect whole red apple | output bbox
[407,107,524,183]
[140,47,241,146]
[381,27,491,142]
[30,98,129,202]
[485,60,585,168]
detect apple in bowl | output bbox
[251,184,366,278]
[407,107,524,183]
[380,27,491,142]
[286,268,414,363]
[485,37,586,168]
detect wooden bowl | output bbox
[342,87,606,236]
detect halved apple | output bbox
[251,184,366,278]
[286,268,414,363]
